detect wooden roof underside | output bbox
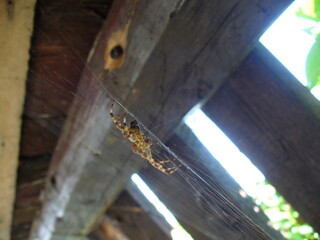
[5,0,320,239]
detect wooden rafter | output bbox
[203,44,320,233]
[29,0,183,239]
[110,0,293,140]
[0,1,36,240]
[89,216,131,240]
[172,125,285,239]
[140,131,285,240]
[29,0,293,239]
[12,1,110,239]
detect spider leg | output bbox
[157,157,177,164]
[149,140,157,147]
[165,167,178,174]
[122,110,127,126]
[140,150,177,174]
[149,160,178,174]
[157,160,171,164]
[109,100,117,124]
[154,158,180,174]
[110,100,124,130]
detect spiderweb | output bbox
[16,1,285,240]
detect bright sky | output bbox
[260,0,320,99]
[131,174,194,240]
[185,109,265,197]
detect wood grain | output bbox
[105,190,171,240]
[140,132,283,240]
[173,125,285,239]
[0,1,36,239]
[12,1,110,239]
[203,44,320,233]
[29,0,182,239]
[107,0,293,141]
[29,0,294,239]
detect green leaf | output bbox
[306,38,320,89]
[315,0,320,19]
[296,0,320,22]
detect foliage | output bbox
[296,0,320,89]
[254,180,319,240]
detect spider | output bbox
[109,100,178,174]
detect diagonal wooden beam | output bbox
[106,0,293,140]
[29,1,183,239]
[0,1,36,240]
[89,216,131,240]
[30,0,293,239]
[140,130,285,240]
[126,184,173,239]
[173,124,285,239]
[203,44,320,233]
[88,188,173,240]
[106,189,172,240]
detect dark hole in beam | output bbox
[110,45,124,59]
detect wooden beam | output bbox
[0,1,36,240]
[140,131,285,240]
[203,44,320,232]
[128,180,221,240]
[30,0,293,239]
[174,125,286,239]
[29,1,183,239]
[106,0,293,141]
[12,1,109,239]
[255,44,320,118]
[88,216,131,240]
[104,190,171,240]
[140,159,270,240]
[126,183,173,238]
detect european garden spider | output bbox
[109,101,178,174]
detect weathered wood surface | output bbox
[29,0,183,239]
[256,44,320,118]
[174,125,285,239]
[126,183,173,238]
[0,1,36,240]
[107,0,293,141]
[29,0,293,239]
[12,155,51,240]
[12,1,110,239]
[102,190,171,240]
[128,180,218,240]
[203,44,320,233]
[89,216,131,240]
[140,132,284,240]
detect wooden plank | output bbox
[0,1,36,240]
[174,125,285,239]
[106,0,293,141]
[100,1,293,236]
[129,160,220,240]
[104,190,171,240]
[12,1,110,239]
[140,161,270,240]
[11,155,50,240]
[29,1,183,239]
[88,216,131,240]
[255,44,320,118]
[140,131,284,240]
[126,183,173,238]
[30,0,293,239]
[203,44,320,232]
